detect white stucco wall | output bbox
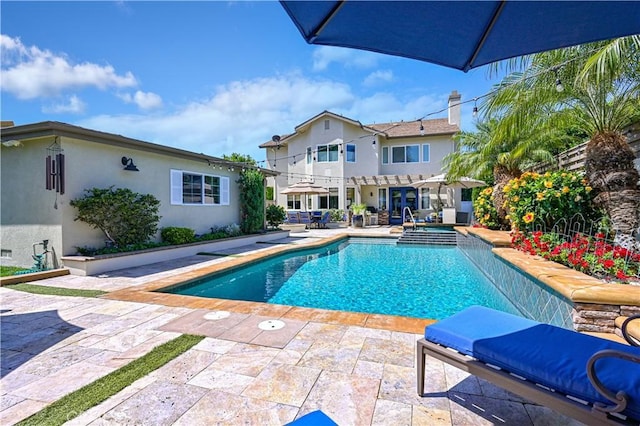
[1,134,242,268]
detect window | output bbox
[421,188,431,209]
[316,143,340,162]
[324,119,330,130]
[382,146,389,164]
[346,144,356,162]
[287,195,301,210]
[378,188,387,210]
[390,145,420,163]
[461,188,473,202]
[319,187,339,209]
[171,170,229,205]
[422,144,430,162]
[306,147,312,164]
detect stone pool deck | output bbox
[0,227,595,425]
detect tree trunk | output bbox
[493,164,521,230]
[584,131,640,248]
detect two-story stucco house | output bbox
[260,91,467,225]
[0,121,275,269]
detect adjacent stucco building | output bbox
[260,91,467,225]
[0,121,274,268]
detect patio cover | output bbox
[279,1,640,72]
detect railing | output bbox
[402,206,415,225]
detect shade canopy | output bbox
[280,181,329,195]
[280,1,640,72]
[413,174,487,189]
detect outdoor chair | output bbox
[316,211,330,228]
[417,306,640,425]
[286,211,300,224]
[298,211,312,228]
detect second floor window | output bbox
[387,145,420,164]
[306,147,312,164]
[346,144,356,162]
[317,144,339,162]
[422,144,430,162]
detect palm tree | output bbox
[483,37,640,245]
[445,116,560,229]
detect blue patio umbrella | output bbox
[280,1,640,72]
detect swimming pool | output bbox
[161,238,521,320]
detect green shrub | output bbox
[504,170,599,231]
[329,209,345,222]
[473,187,501,229]
[161,227,195,245]
[266,205,286,228]
[238,169,265,233]
[70,187,161,248]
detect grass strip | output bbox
[17,334,205,426]
[6,283,107,298]
[0,266,29,277]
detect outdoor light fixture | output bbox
[472,98,478,117]
[419,120,425,136]
[554,68,564,92]
[372,139,376,145]
[121,157,139,171]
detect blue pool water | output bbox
[162,238,521,319]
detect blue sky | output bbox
[1,1,502,163]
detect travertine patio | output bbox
[1,228,583,425]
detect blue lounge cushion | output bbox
[425,306,640,420]
[286,410,338,426]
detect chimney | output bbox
[448,90,461,126]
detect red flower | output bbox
[616,270,629,280]
[602,259,615,268]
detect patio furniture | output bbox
[316,211,330,228]
[286,211,300,224]
[417,306,640,425]
[298,211,312,228]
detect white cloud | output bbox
[42,95,86,114]
[0,35,137,100]
[118,90,163,110]
[312,46,380,71]
[77,73,454,163]
[362,70,394,87]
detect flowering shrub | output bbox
[512,230,640,284]
[473,187,501,229]
[504,171,598,232]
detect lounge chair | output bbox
[417,306,640,425]
[286,410,337,425]
[298,211,312,228]
[286,211,300,224]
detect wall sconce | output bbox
[121,156,139,171]
[370,192,373,197]
[372,139,376,145]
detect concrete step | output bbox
[397,231,457,246]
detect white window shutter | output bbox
[221,176,230,205]
[170,170,183,205]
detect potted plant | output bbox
[265,204,286,230]
[350,203,367,228]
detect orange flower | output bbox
[544,180,553,188]
[536,192,545,200]
[562,186,570,193]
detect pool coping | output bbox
[102,232,436,334]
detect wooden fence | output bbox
[531,124,640,173]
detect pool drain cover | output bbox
[258,319,285,331]
[204,311,231,320]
